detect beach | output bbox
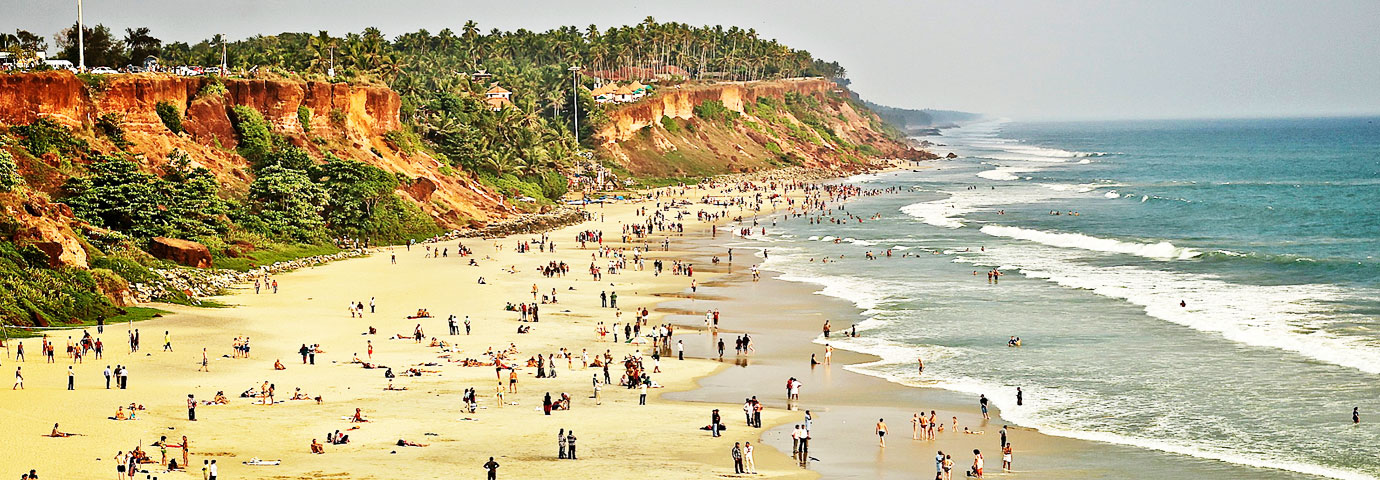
[0,178,853,480]
[1,154,1360,480]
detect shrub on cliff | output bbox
[693,100,738,124]
[10,118,88,159]
[660,115,680,133]
[63,154,227,240]
[308,156,399,235]
[240,164,328,242]
[156,102,184,134]
[297,105,313,133]
[0,240,118,327]
[96,113,131,148]
[0,148,20,192]
[229,105,274,165]
[197,78,228,99]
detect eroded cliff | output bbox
[594,78,932,177]
[0,71,512,232]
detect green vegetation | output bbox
[63,154,228,241]
[197,78,228,99]
[297,105,313,133]
[108,306,170,324]
[0,148,19,192]
[210,242,340,271]
[0,239,119,327]
[10,118,89,159]
[156,101,184,134]
[660,115,680,133]
[95,113,131,148]
[240,164,327,242]
[693,100,738,124]
[382,129,419,156]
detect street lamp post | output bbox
[568,66,581,145]
[76,0,84,70]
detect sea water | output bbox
[752,118,1380,479]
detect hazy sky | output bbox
[6,0,1380,120]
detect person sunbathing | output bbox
[351,408,368,423]
[963,427,984,435]
[273,359,286,370]
[48,423,75,437]
[112,406,127,420]
[290,388,311,400]
[310,439,325,454]
[211,391,229,405]
[329,430,350,444]
[384,381,407,391]
[395,439,429,447]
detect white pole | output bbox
[76,0,84,70]
[573,68,578,144]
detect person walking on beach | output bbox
[592,375,602,405]
[163,331,173,352]
[967,449,984,478]
[199,348,209,372]
[187,394,197,421]
[483,457,500,480]
[103,366,111,389]
[877,418,889,447]
[67,366,74,390]
[731,442,744,474]
[979,394,990,420]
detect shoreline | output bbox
[1,162,1323,480]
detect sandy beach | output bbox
[0,179,838,480]
[3,168,1322,480]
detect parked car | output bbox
[90,66,118,74]
[204,66,221,75]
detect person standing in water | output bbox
[1016,387,1023,406]
[1354,407,1360,424]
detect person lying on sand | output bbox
[290,388,312,401]
[963,427,984,435]
[385,381,407,391]
[396,439,429,447]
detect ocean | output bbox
[751,117,1380,479]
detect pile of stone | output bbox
[130,249,365,303]
[434,207,590,241]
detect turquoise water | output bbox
[753,118,1380,479]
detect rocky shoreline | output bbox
[129,207,593,303]
[130,249,366,303]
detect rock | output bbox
[946,152,958,159]
[148,237,213,268]
[403,177,438,202]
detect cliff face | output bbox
[0,71,511,231]
[595,78,931,177]
[594,78,836,143]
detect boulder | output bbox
[946,152,958,159]
[148,237,213,268]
